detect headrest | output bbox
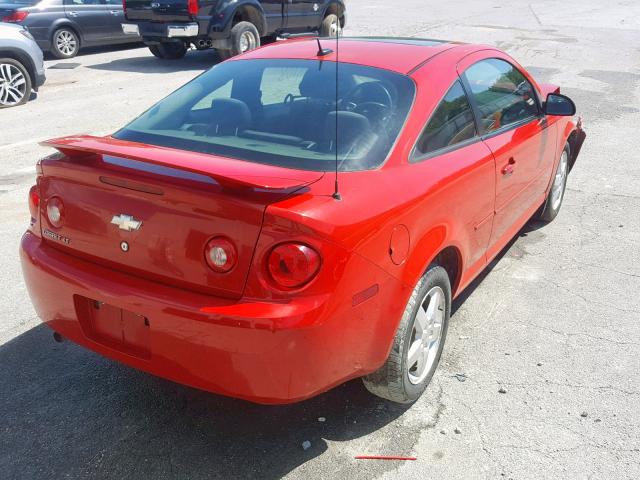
[210,98,251,131]
[299,67,338,100]
[325,111,374,154]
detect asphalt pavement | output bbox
[1,1,639,478]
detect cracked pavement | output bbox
[1,0,639,478]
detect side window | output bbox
[259,67,307,106]
[64,0,102,5]
[463,58,539,134]
[414,80,476,157]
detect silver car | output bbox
[0,21,45,107]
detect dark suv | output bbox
[122,0,346,60]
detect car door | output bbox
[285,0,322,31]
[261,0,284,33]
[64,0,112,42]
[103,0,128,40]
[411,79,496,282]
[460,55,554,259]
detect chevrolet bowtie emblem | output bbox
[111,214,142,232]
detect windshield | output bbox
[115,59,415,172]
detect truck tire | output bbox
[320,14,341,37]
[148,42,187,60]
[218,21,260,60]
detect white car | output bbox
[0,21,45,108]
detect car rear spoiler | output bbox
[41,135,324,191]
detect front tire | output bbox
[217,21,260,59]
[0,58,31,108]
[536,143,570,222]
[363,266,451,403]
[51,27,80,59]
[148,42,188,60]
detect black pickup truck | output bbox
[122,0,346,60]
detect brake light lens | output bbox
[267,243,321,289]
[28,186,40,219]
[187,0,198,15]
[46,197,64,228]
[204,237,237,273]
[2,11,29,22]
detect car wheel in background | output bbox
[535,143,570,222]
[320,14,341,37]
[51,28,80,59]
[148,42,188,60]
[0,58,31,108]
[363,265,451,403]
[218,21,260,60]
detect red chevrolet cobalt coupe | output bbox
[21,37,585,404]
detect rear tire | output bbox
[0,57,31,108]
[217,21,260,59]
[535,143,570,223]
[148,42,188,60]
[319,14,341,37]
[51,27,80,59]
[363,265,451,403]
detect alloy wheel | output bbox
[407,286,445,385]
[55,30,77,57]
[551,150,568,211]
[0,63,27,107]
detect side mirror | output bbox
[544,93,576,116]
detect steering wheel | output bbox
[341,82,394,124]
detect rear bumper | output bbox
[20,232,404,404]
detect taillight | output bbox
[2,11,29,22]
[204,237,237,273]
[28,186,40,219]
[267,243,321,289]
[187,0,198,15]
[46,197,64,228]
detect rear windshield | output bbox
[115,59,415,172]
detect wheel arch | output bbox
[401,224,464,298]
[229,3,267,36]
[323,1,346,26]
[0,48,36,88]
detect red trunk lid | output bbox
[38,136,323,299]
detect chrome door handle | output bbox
[110,10,120,14]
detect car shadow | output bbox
[0,324,409,479]
[43,42,145,61]
[86,48,223,74]
[452,219,545,315]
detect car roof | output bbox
[236,37,480,75]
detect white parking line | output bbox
[0,138,51,151]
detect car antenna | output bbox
[316,38,333,57]
[331,31,341,201]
